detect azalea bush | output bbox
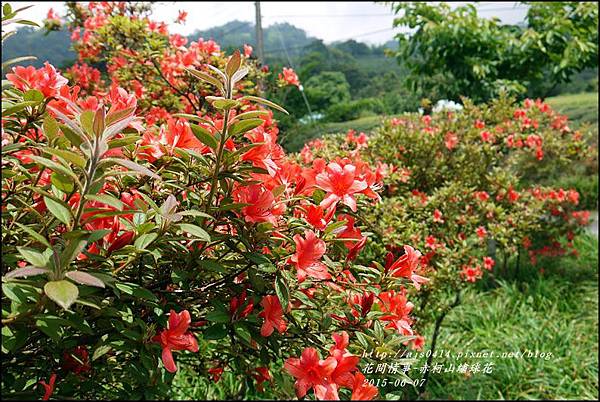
[1,3,425,401]
[297,95,596,396]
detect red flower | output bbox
[176,10,188,23]
[233,184,283,225]
[7,62,68,98]
[252,367,271,392]
[244,44,253,57]
[208,367,224,382]
[433,209,444,223]
[304,204,333,231]
[316,162,368,212]
[62,346,91,375]
[153,309,199,373]
[284,347,338,400]
[258,295,287,337]
[289,230,330,282]
[483,256,495,271]
[377,290,414,336]
[336,214,363,249]
[461,264,483,282]
[476,226,487,239]
[229,289,254,320]
[444,132,458,150]
[350,372,379,400]
[480,130,494,143]
[386,246,429,290]
[329,332,360,388]
[39,373,57,401]
[279,67,300,87]
[410,335,425,351]
[138,118,206,162]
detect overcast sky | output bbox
[6,1,528,44]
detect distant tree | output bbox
[390,1,599,103]
[304,71,351,111]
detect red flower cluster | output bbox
[284,332,378,400]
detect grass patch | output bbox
[416,234,599,400]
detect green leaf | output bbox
[134,233,158,250]
[190,124,218,150]
[234,324,252,344]
[60,124,84,148]
[23,89,44,103]
[178,223,211,242]
[185,68,225,93]
[43,196,72,225]
[51,172,74,193]
[2,100,39,116]
[92,344,112,361]
[43,148,86,169]
[43,114,60,142]
[198,259,226,273]
[107,134,139,149]
[66,271,105,288]
[206,310,231,323]
[203,324,227,340]
[85,194,125,210]
[16,246,49,267]
[242,95,289,115]
[79,110,95,136]
[44,280,79,311]
[28,155,79,182]
[228,118,264,136]
[275,276,290,311]
[4,266,49,279]
[102,157,160,179]
[35,315,69,342]
[226,49,242,78]
[60,238,87,269]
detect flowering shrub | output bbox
[1,3,422,401]
[297,94,595,395]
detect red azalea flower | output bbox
[410,335,425,351]
[444,131,458,150]
[304,204,330,231]
[233,184,283,225]
[208,366,224,382]
[289,229,330,282]
[433,209,444,223]
[278,67,300,87]
[476,226,487,239]
[284,347,338,400]
[461,264,483,282]
[329,332,360,388]
[316,162,368,212]
[252,367,271,392]
[62,346,91,375]
[483,256,495,270]
[350,372,379,400]
[153,309,199,373]
[386,245,429,290]
[377,290,414,336]
[229,289,254,320]
[39,373,57,401]
[176,10,187,23]
[258,295,287,337]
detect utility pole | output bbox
[255,1,264,65]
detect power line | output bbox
[263,27,395,55]
[263,13,392,18]
[272,23,313,116]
